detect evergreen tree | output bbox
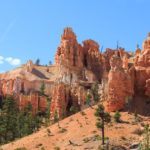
[23,102,41,134]
[54,110,60,128]
[114,111,121,123]
[91,83,99,102]
[0,96,18,143]
[86,93,91,106]
[95,104,111,145]
[35,58,40,65]
[125,95,132,113]
[39,82,45,96]
[16,111,25,138]
[69,106,76,115]
[0,96,44,144]
[45,97,51,126]
[141,124,150,150]
[0,112,6,144]
[49,60,52,65]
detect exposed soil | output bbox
[1,106,150,150]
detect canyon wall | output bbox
[1,28,150,117]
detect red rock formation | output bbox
[50,83,70,119]
[103,48,116,72]
[82,40,103,81]
[24,60,34,72]
[55,28,103,83]
[106,55,133,111]
[55,27,84,68]
[19,93,47,114]
[0,28,102,119]
[1,27,150,117]
[134,33,150,96]
[122,54,129,70]
[145,79,150,97]
[0,76,53,115]
[50,83,88,119]
[103,48,129,72]
[136,33,150,67]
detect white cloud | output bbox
[0,60,4,64]
[0,55,21,66]
[0,56,4,60]
[5,57,13,62]
[5,57,21,66]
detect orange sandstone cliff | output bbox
[0,28,150,117]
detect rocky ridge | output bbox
[0,28,150,117]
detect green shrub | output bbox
[114,111,121,122]
[59,128,67,133]
[80,111,86,116]
[132,128,144,136]
[54,147,60,150]
[15,147,27,150]
[41,147,45,150]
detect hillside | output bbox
[1,28,150,149]
[1,105,149,150]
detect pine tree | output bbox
[23,102,37,135]
[69,106,76,115]
[54,111,60,128]
[35,58,40,65]
[95,104,111,145]
[45,97,51,126]
[0,96,43,144]
[0,112,6,144]
[0,96,18,143]
[39,82,45,96]
[49,60,52,65]
[16,111,25,138]
[141,124,150,150]
[86,93,91,106]
[114,111,121,123]
[91,83,99,102]
[125,95,132,113]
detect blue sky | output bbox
[0,0,150,72]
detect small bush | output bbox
[41,147,45,150]
[54,147,60,150]
[114,111,121,122]
[15,148,27,150]
[69,106,77,114]
[97,145,105,150]
[83,137,91,143]
[94,134,101,141]
[132,128,144,136]
[91,130,97,134]
[134,112,142,123]
[111,145,127,150]
[121,136,126,141]
[80,111,86,116]
[35,143,43,148]
[59,128,67,133]
[47,128,51,136]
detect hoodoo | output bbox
[0,28,150,117]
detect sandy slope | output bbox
[1,106,149,150]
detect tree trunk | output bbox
[58,121,60,128]
[102,119,105,145]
